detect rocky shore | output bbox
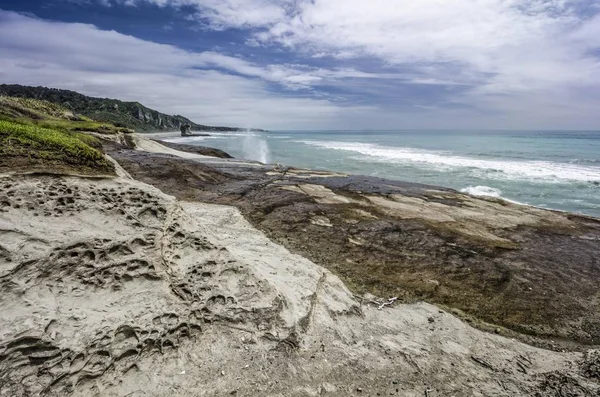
[1,133,599,396]
[152,139,233,158]
[106,138,600,351]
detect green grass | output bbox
[0,119,114,174]
[34,118,132,135]
[0,96,134,135]
[0,96,80,121]
[0,96,125,174]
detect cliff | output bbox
[0,84,265,133]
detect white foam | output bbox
[460,186,502,198]
[297,141,600,183]
[460,186,528,206]
[206,132,263,137]
[163,136,208,143]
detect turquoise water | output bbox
[164,130,600,218]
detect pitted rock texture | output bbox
[0,175,286,396]
[1,173,599,397]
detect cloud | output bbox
[0,9,415,91]
[0,10,382,129]
[134,0,600,86]
[2,2,600,129]
[98,0,600,128]
[188,0,291,30]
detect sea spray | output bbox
[242,134,271,163]
[460,186,502,198]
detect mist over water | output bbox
[242,135,271,164]
[164,129,600,218]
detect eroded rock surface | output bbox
[0,175,284,395]
[105,140,600,350]
[1,173,599,396]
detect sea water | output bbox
[164,130,600,218]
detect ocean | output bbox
[163,130,600,218]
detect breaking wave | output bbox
[297,141,600,183]
[460,186,502,198]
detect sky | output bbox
[0,0,599,130]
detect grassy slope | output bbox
[0,120,114,174]
[0,97,116,175]
[0,96,133,135]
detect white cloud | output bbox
[2,3,600,129]
[1,9,415,91]
[160,0,599,87]
[0,10,380,129]
[104,0,600,128]
[134,0,293,29]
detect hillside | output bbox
[0,84,264,133]
[0,96,117,175]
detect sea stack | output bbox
[180,123,192,136]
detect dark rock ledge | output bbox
[105,140,600,351]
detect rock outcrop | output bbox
[180,123,192,136]
[153,140,233,158]
[1,172,599,396]
[106,138,600,351]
